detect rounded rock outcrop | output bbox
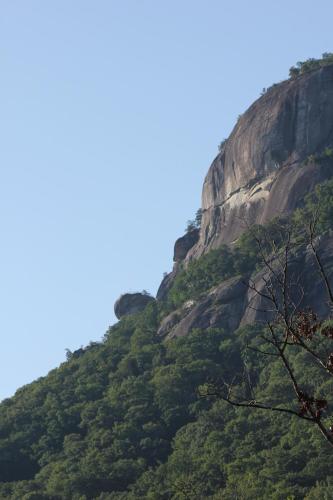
[187,63,333,260]
[114,292,155,319]
[173,228,199,262]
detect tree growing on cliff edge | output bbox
[201,215,333,448]
[185,208,202,233]
[289,52,333,78]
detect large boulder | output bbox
[114,292,155,319]
[156,229,200,302]
[186,64,333,260]
[173,229,199,262]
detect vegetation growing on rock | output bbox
[1,61,333,499]
[289,52,333,78]
[0,178,332,498]
[166,178,333,311]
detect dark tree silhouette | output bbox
[201,219,333,448]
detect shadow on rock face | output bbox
[188,64,333,259]
[157,232,333,340]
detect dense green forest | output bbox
[1,177,333,499]
[2,313,333,499]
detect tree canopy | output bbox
[0,178,333,498]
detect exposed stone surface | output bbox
[157,234,333,339]
[159,276,248,339]
[155,65,333,299]
[186,64,333,260]
[241,232,333,326]
[156,228,199,301]
[173,229,199,262]
[157,300,195,337]
[153,65,333,339]
[156,265,179,301]
[157,310,181,337]
[114,293,155,319]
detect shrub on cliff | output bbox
[185,208,202,233]
[289,52,333,78]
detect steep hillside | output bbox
[157,60,333,304]
[190,62,333,258]
[1,57,333,499]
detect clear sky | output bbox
[1,0,332,400]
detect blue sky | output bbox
[1,0,332,400]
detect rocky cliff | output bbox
[4,59,333,500]
[157,232,333,339]
[155,63,333,302]
[187,63,333,260]
[114,292,155,319]
[120,63,333,334]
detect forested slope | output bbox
[2,57,333,499]
[0,179,333,499]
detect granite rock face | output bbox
[163,275,247,339]
[156,230,200,301]
[157,233,333,339]
[186,64,333,260]
[173,229,199,262]
[241,231,333,326]
[116,67,333,342]
[156,266,179,301]
[114,293,155,319]
[157,300,196,337]
[155,65,333,337]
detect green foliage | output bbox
[185,208,202,233]
[289,52,333,78]
[195,208,202,228]
[167,178,333,310]
[1,182,333,497]
[0,307,239,499]
[168,218,289,309]
[168,245,236,307]
[218,138,227,152]
[0,308,332,498]
[303,145,333,167]
[293,178,333,235]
